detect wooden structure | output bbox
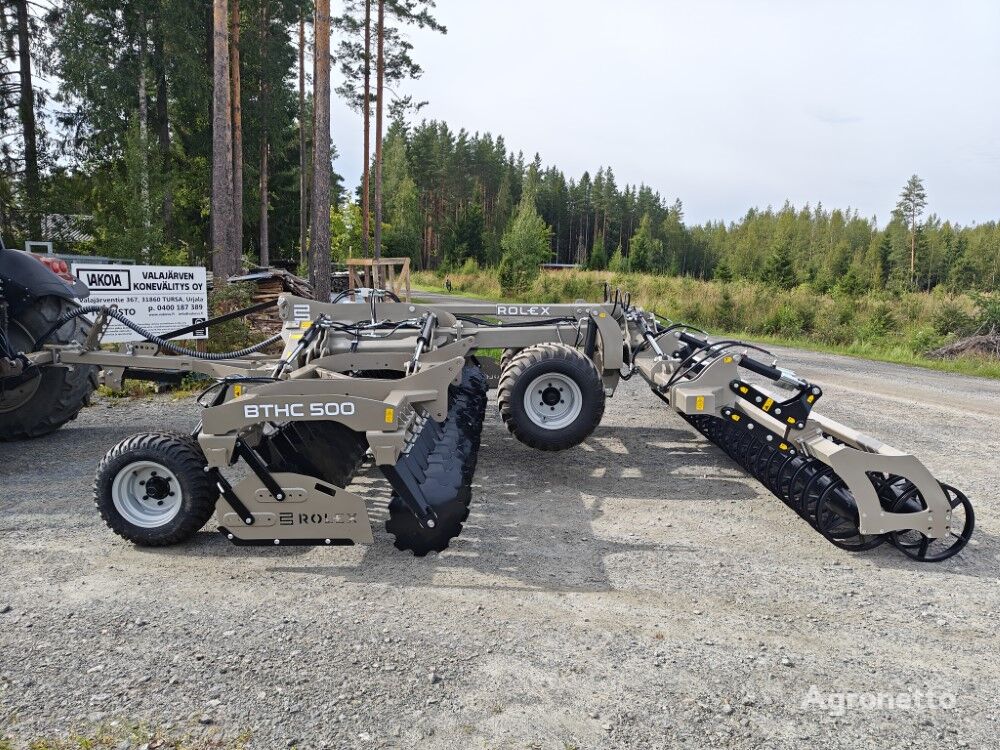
[346,257,411,301]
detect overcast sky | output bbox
[329,0,1000,226]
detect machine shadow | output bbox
[267,421,761,591]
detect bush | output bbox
[764,303,808,337]
[206,282,256,354]
[859,302,897,341]
[973,292,1000,332]
[713,286,738,331]
[907,326,944,354]
[932,300,975,337]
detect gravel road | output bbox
[1,348,998,749]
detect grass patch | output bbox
[413,269,1000,380]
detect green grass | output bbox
[721,332,1000,379]
[413,269,1000,380]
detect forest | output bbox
[2,0,999,299]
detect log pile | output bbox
[228,269,314,334]
[928,328,1000,359]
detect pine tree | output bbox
[628,213,660,273]
[895,174,927,286]
[762,240,797,290]
[608,244,626,273]
[588,232,606,270]
[498,193,551,294]
[309,0,332,300]
[211,0,237,280]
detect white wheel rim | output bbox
[523,373,583,430]
[112,460,183,528]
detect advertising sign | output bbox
[71,264,209,343]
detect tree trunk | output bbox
[152,15,173,242]
[211,0,236,280]
[361,0,371,258]
[297,13,307,267]
[230,0,244,257]
[372,0,385,279]
[138,22,150,261]
[15,0,40,238]
[309,0,331,301]
[910,212,916,285]
[258,2,270,266]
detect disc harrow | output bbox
[1,275,975,562]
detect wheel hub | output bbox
[523,373,584,430]
[541,386,562,406]
[0,318,41,413]
[111,461,183,528]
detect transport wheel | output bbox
[0,296,99,440]
[498,343,604,451]
[94,432,217,546]
[499,347,521,371]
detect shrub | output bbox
[859,302,897,341]
[932,300,975,337]
[764,303,808,337]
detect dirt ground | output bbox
[1,347,998,749]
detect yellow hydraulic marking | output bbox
[233,384,243,397]
[779,443,789,451]
[723,356,733,364]
[301,320,313,329]
[731,413,741,422]
[739,386,749,394]
[384,407,395,424]
[598,312,607,318]
[807,394,815,403]
[695,396,705,411]
[787,416,796,424]
[762,397,774,411]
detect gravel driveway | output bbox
[1,349,998,749]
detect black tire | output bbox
[500,347,521,371]
[498,343,604,451]
[94,432,217,546]
[0,296,99,440]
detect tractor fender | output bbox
[0,248,87,313]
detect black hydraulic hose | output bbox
[33,304,282,360]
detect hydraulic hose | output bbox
[32,304,282,361]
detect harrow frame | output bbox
[2,285,974,560]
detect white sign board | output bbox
[71,264,209,343]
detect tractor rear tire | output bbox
[0,296,99,440]
[94,432,217,546]
[498,343,604,451]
